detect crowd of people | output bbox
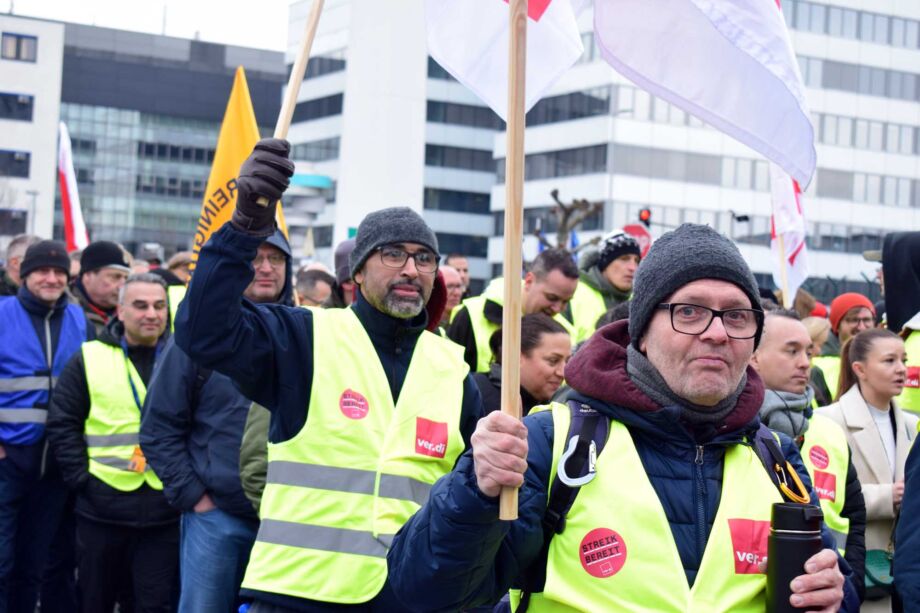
[0,138,919,612]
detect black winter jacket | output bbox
[47,320,177,527]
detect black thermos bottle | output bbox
[766,502,824,612]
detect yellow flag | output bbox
[190,66,288,273]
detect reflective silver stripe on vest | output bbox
[256,518,394,558]
[90,456,149,472]
[84,433,140,447]
[0,376,54,392]
[0,408,47,423]
[267,461,433,506]
[831,529,847,552]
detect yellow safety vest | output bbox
[167,284,187,332]
[455,278,575,373]
[800,414,849,554]
[82,341,163,491]
[567,281,609,345]
[515,403,782,612]
[896,330,920,416]
[811,355,841,403]
[242,308,469,603]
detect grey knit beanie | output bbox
[349,207,439,278]
[628,223,762,348]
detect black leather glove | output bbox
[231,138,295,236]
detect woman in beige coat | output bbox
[818,328,918,612]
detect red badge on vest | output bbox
[339,389,369,420]
[728,518,769,574]
[579,528,627,578]
[809,445,830,470]
[415,417,448,458]
[813,470,837,502]
[906,366,920,389]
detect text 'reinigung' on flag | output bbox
[191,66,288,273]
[424,0,585,122]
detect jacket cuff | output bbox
[174,478,209,512]
[230,208,276,238]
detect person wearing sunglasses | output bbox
[174,139,483,612]
[387,223,858,613]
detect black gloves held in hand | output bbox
[231,138,295,236]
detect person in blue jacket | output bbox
[174,138,484,612]
[0,240,93,613]
[894,440,920,611]
[140,230,293,613]
[387,224,860,612]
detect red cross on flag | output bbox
[770,163,809,305]
[425,0,584,122]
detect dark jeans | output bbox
[0,442,72,613]
[178,507,258,613]
[76,516,179,613]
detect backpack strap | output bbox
[516,401,610,613]
[751,423,811,504]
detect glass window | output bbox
[882,176,898,205]
[859,13,875,42]
[0,149,30,177]
[906,20,920,49]
[816,168,854,200]
[736,159,752,189]
[827,7,843,36]
[753,161,769,191]
[868,121,884,150]
[854,120,869,148]
[841,9,859,38]
[795,2,811,31]
[886,124,900,153]
[633,89,651,120]
[866,174,881,204]
[874,14,890,44]
[821,114,836,145]
[902,126,915,155]
[0,92,33,121]
[897,178,911,207]
[0,33,37,62]
[837,116,852,146]
[809,4,826,33]
[721,157,736,187]
[892,18,907,47]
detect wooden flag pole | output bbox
[777,234,792,309]
[499,0,528,521]
[256,0,324,207]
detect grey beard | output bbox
[382,292,424,319]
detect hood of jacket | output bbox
[882,231,920,333]
[577,245,631,303]
[263,229,296,307]
[564,320,765,442]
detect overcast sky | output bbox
[3,0,291,51]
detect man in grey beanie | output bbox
[174,138,483,611]
[384,223,858,612]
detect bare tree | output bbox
[533,189,603,254]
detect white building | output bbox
[0,14,64,246]
[289,0,920,300]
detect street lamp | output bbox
[25,190,38,235]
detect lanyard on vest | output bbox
[119,338,162,411]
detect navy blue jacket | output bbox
[894,439,920,610]
[139,338,258,519]
[175,224,483,611]
[387,321,860,612]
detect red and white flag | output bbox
[58,122,89,252]
[770,163,809,306]
[425,0,584,121]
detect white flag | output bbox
[58,122,89,251]
[770,163,808,306]
[593,0,816,187]
[425,0,584,121]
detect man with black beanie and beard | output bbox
[174,138,483,611]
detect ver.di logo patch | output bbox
[339,389,369,420]
[728,518,770,574]
[813,470,837,502]
[415,417,448,458]
[579,528,627,578]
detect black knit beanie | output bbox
[628,224,763,348]
[596,230,641,272]
[349,207,439,278]
[20,240,71,279]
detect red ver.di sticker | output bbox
[415,417,448,458]
[579,528,627,578]
[339,389,369,420]
[813,470,837,502]
[728,518,770,574]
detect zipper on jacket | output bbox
[694,444,707,570]
[40,309,54,477]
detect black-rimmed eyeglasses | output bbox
[376,246,438,273]
[657,303,763,339]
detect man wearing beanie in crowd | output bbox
[0,240,93,612]
[387,223,858,612]
[564,229,641,344]
[71,241,131,335]
[175,138,483,610]
[812,292,877,405]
